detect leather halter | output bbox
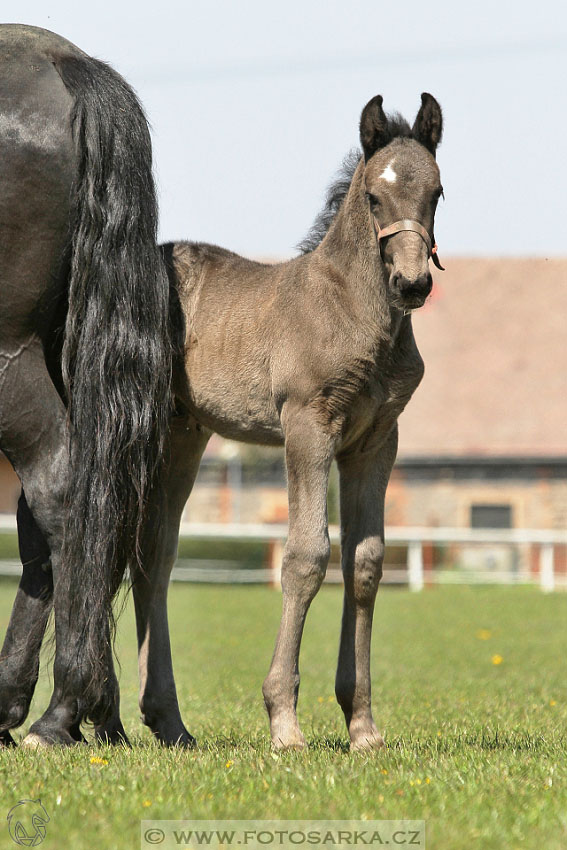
[373,215,445,271]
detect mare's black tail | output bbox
[55,55,171,721]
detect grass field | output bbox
[0,579,565,849]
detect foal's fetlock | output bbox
[263,675,305,749]
[348,718,385,752]
[335,685,384,751]
[269,715,307,750]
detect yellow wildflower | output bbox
[90,756,108,766]
[492,654,503,665]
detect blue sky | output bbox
[6,0,567,257]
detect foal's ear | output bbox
[359,95,389,161]
[412,92,443,156]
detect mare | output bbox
[0,25,172,746]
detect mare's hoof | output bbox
[94,723,131,747]
[157,729,196,748]
[21,728,77,748]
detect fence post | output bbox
[407,540,424,591]
[268,538,283,589]
[539,543,555,592]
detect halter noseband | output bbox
[373,216,445,271]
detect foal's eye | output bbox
[365,192,380,206]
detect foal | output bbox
[134,92,444,750]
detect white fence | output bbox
[1,518,565,591]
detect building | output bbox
[390,257,566,534]
[2,258,566,541]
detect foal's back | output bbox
[165,241,295,444]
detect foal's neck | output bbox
[315,159,402,341]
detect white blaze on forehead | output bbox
[379,160,397,183]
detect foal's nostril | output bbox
[390,271,404,290]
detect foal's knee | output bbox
[346,538,384,606]
[281,535,330,599]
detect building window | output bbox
[470,504,513,529]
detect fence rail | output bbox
[1,517,565,591]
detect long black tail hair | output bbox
[54,55,171,721]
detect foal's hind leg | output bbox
[262,405,336,749]
[334,428,397,751]
[132,414,210,746]
[0,493,52,746]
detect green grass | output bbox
[0,580,565,849]
[0,535,18,560]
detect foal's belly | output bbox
[182,349,285,446]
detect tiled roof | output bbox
[398,258,567,458]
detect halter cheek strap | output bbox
[373,216,445,271]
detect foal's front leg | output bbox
[335,428,397,751]
[262,405,336,749]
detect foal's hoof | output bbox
[350,731,385,752]
[272,738,307,751]
[0,730,17,748]
[271,727,307,750]
[22,728,77,748]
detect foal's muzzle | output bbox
[373,216,445,272]
[390,270,433,308]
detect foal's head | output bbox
[360,93,443,310]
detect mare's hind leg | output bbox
[0,493,52,746]
[132,414,210,746]
[0,342,80,746]
[334,428,398,751]
[262,405,336,749]
[93,673,130,745]
[0,490,126,746]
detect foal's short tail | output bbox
[54,55,172,722]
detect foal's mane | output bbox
[297,113,412,255]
